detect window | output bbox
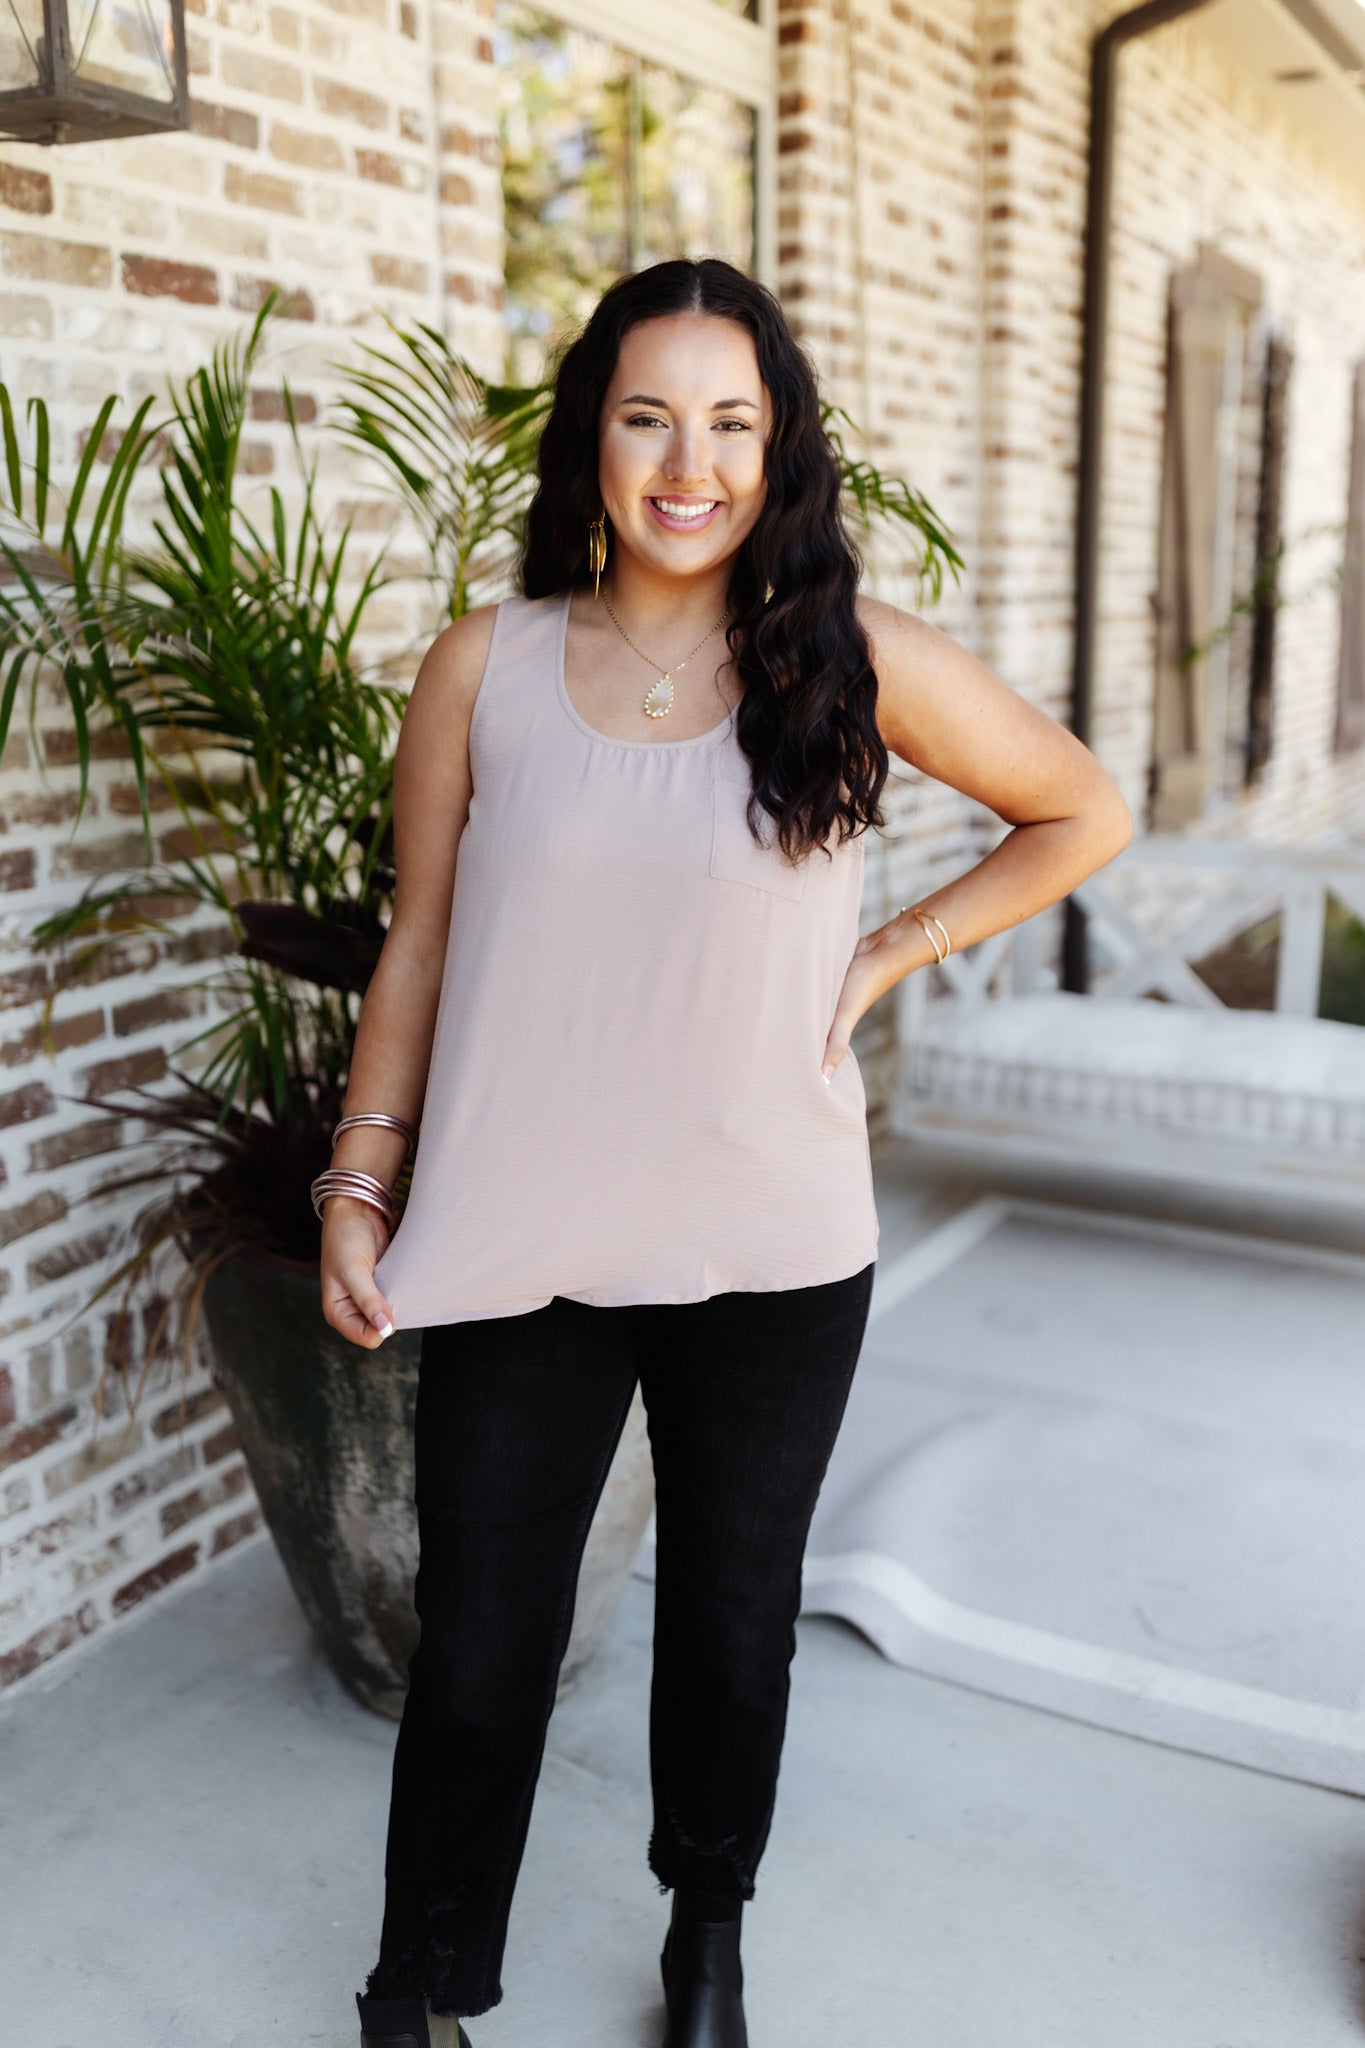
[496,0,774,383]
[1150,246,1290,828]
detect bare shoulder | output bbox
[853,591,994,770]
[856,592,957,685]
[392,603,503,838]
[405,602,502,729]
[852,592,1129,835]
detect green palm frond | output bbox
[823,401,966,605]
[332,316,550,620]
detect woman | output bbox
[317,258,1131,2048]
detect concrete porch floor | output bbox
[5,1148,1365,2047]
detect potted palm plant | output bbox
[0,304,962,1714]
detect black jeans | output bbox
[365,1260,876,2019]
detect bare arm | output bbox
[820,596,1133,1075]
[321,605,497,1348]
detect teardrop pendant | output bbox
[643,673,674,719]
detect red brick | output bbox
[122,254,219,305]
[150,1384,226,1439]
[160,1460,249,1536]
[0,849,35,891]
[158,821,229,862]
[0,1367,13,1429]
[106,778,176,815]
[0,791,79,836]
[0,1403,78,1472]
[0,964,48,1009]
[439,171,474,207]
[268,123,345,172]
[60,936,161,986]
[211,1507,262,1556]
[0,1010,104,1070]
[0,1188,65,1250]
[0,1602,99,1688]
[201,1419,241,1464]
[41,724,131,768]
[165,926,234,967]
[399,0,417,35]
[111,1541,200,1616]
[0,1081,54,1129]
[78,1046,166,1098]
[111,987,203,1037]
[224,163,305,214]
[50,828,150,880]
[314,77,389,130]
[250,386,317,424]
[28,1118,125,1173]
[189,98,260,149]
[0,164,52,215]
[27,1224,118,1287]
[370,253,428,293]
[230,275,314,320]
[356,149,408,188]
[438,123,499,167]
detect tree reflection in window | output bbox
[497,4,755,385]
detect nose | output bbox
[662,424,706,486]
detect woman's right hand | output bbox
[320,1198,398,1349]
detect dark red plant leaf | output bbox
[237,899,384,994]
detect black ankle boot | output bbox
[355,1991,473,2048]
[660,1894,749,2048]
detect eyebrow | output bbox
[616,393,761,411]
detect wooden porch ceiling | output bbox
[1196,0,1365,186]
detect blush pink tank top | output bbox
[373,590,879,1328]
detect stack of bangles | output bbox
[309,1111,419,1228]
[901,904,953,965]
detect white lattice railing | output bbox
[900,835,1365,1030]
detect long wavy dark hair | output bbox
[521,259,888,863]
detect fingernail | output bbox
[376,1317,395,1339]
[821,1063,834,1083]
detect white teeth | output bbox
[653,499,716,521]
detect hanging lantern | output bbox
[0,0,188,146]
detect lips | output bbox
[648,497,721,531]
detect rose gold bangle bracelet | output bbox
[331,1112,418,1153]
[900,904,952,965]
[310,1168,399,1226]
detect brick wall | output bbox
[778,0,1365,1121]
[5,0,1365,1693]
[0,0,501,1694]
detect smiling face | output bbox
[597,312,771,587]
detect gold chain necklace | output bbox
[601,594,730,720]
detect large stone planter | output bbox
[200,1245,655,1717]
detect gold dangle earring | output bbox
[588,512,608,599]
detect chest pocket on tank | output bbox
[709,767,809,902]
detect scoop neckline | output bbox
[554,588,738,753]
